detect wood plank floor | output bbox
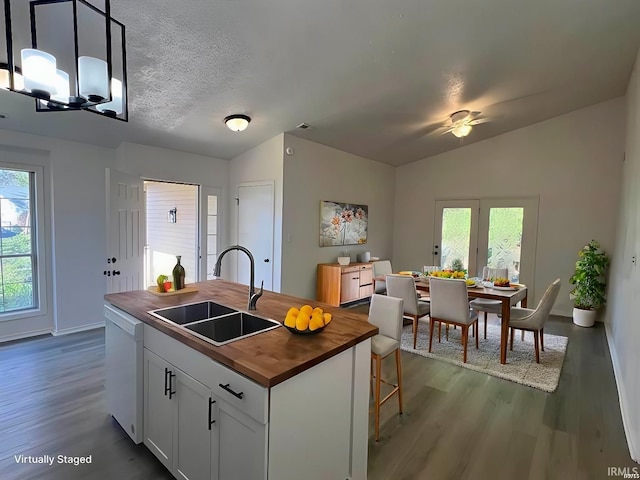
[0,314,636,479]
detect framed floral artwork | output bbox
[320,200,368,246]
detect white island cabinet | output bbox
[140,321,371,480]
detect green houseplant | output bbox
[569,240,609,327]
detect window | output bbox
[0,166,38,314]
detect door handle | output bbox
[107,257,116,263]
[168,371,176,399]
[433,245,439,256]
[208,398,216,430]
[219,383,244,399]
[164,367,170,396]
[112,270,121,276]
[103,270,110,276]
[264,258,270,263]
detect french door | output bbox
[434,197,539,296]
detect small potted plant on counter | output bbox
[569,240,609,327]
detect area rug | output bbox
[400,320,568,393]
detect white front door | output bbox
[237,183,274,291]
[106,168,144,293]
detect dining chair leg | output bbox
[475,321,479,349]
[533,331,540,363]
[428,317,435,353]
[374,353,382,441]
[395,348,403,414]
[521,330,525,341]
[482,312,487,340]
[412,315,418,349]
[510,327,514,351]
[540,328,544,351]
[462,325,468,363]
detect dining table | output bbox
[374,274,528,364]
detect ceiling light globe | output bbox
[452,124,472,138]
[225,114,251,132]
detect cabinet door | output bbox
[217,400,266,480]
[144,349,174,470]
[359,266,373,286]
[174,370,215,480]
[340,271,360,303]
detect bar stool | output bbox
[368,294,404,442]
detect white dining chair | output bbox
[508,279,561,363]
[385,274,430,349]
[372,260,393,294]
[469,266,509,339]
[429,277,479,363]
[368,294,404,442]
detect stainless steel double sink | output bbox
[148,301,281,346]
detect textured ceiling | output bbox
[1,0,640,166]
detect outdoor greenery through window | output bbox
[0,167,36,313]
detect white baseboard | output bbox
[605,322,639,463]
[52,321,105,336]
[0,328,52,343]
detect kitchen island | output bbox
[104,279,377,480]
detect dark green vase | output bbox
[172,255,185,290]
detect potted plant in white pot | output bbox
[569,240,609,327]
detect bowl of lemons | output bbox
[283,304,332,335]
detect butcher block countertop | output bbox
[104,280,377,388]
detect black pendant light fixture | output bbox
[1,0,127,121]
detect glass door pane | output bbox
[434,200,479,276]
[206,195,218,279]
[487,207,524,282]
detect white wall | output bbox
[393,98,624,316]
[607,48,640,462]
[0,135,231,342]
[145,181,198,285]
[229,134,284,291]
[0,130,112,339]
[281,135,396,300]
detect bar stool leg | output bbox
[374,353,382,441]
[395,348,403,414]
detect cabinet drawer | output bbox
[144,325,268,424]
[341,265,360,274]
[359,284,373,298]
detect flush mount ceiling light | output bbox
[1,0,128,121]
[224,114,251,132]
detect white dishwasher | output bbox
[105,304,144,444]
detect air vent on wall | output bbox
[296,123,311,129]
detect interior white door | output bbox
[106,168,144,293]
[237,183,274,291]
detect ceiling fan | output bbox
[441,110,489,138]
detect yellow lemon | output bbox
[309,315,324,331]
[296,312,310,331]
[300,304,313,316]
[284,312,297,328]
[312,307,323,316]
[287,307,300,317]
[322,312,332,325]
